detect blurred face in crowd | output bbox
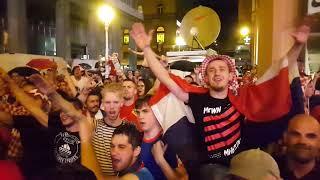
[73,67,82,78]
[134,70,140,77]
[284,115,320,164]
[205,60,232,92]
[127,71,134,80]
[122,80,137,101]
[58,81,69,94]
[111,134,140,172]
[184,76,193,84]
[86,95,101,115]
[136,103,160,133]
[137,80,145,97]
[102,92,123,121]
[305,82,315,98]
[59,112,76,127]
[109,75,117,82]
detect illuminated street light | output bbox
[97,5,115,78]
[97,5,115,26]
[97,5,115,59]
[240,26,250,36]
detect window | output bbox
[156,26,165,44]
[123,29,130,45]
[157,3,164,15]
[138,5,143,13]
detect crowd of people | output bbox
[0,18,320,180]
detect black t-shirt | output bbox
[13,115,55,177]
[187,93,245,166]
[48,112,81,166]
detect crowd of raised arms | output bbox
[1,17,320,180]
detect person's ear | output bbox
[133,146,141,158]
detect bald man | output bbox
[276,114,320,179]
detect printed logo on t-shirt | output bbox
[203,106,222,114]
[54,132,80,164]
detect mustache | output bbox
[292,143,312,150]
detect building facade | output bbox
[238,0,320,75]
[1,0,143,68]
[141,0,177,55]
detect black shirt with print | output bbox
[188,93,245,166]
[13,115,55,177]
[48,112,81,166]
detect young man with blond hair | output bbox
[92,83,127,176]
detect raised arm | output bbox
[29,74,85,121]
[152,141,182,180]
[130,23,189,103]
[79,112,105,180]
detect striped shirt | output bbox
[188,93,244,166]
[92,119,125,175]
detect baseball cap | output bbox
[229,149,280,180]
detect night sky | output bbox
[176,0,239,52]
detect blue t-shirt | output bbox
[141,134,178,180]
[134,167,155,180]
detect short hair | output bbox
[184,75,193,80]
[123,79,137,88]
[58,90,83,110]
[112,123,142,149]
[72,66,80,75]
[135,95,152,109]
[101,82,124,99]
[86,88,102,103]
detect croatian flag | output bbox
[149,67,292,133]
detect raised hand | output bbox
[194,65,201,74]
[79,111,95,143]
[29,74,56,96]
[151,140,168,164]
[130,23,154,50]
[291,16,316,44]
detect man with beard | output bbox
[276,114,320,179]
[120,79,140,130]
[130,21,310,179]
[85,89,103,120]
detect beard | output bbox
[288,144,315,164]
[89,106,99,114]
[211,85,226,92]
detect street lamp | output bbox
[97,5,115,59]
[239,26,250,37]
